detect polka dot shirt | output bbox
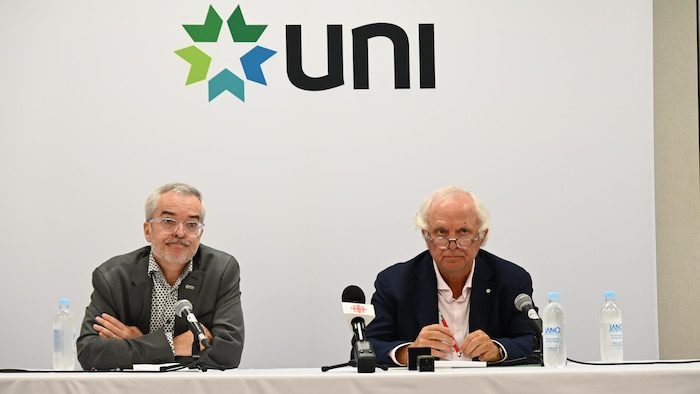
[148,252,193,354]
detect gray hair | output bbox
[414,186,490,244]
[144,182,205,222]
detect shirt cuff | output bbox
[389,342,412,366]
[491,340,508,363]
[165,332,175,355]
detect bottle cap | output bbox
[604,290,616,301]
[547,291,560,301]
[58,298,70,306]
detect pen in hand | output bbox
[439,313,462,358]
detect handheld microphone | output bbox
[514,293,543,334]
[174,299,210,349]
[341,285,376,373]
[342,285,376,341]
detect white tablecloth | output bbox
[2,363,700,394]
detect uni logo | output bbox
[175,5,276,102]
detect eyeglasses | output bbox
[148,218,204,236]
[424,232,481,250]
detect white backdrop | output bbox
[0,0,655,369]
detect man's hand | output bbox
[396,324,458,365]
[174,325,213,356]
[459,329,501,362]
[94,313,144,340]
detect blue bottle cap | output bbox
[604,290,616,300]
[547,291,560,301]
[58,298,70,306]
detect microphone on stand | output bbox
[514,293,542,334]
[174,299,210,349]
[341,285,376,373]
[514,293,543,366]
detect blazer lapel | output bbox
[411,252,439,329]
[469,250,496,332]
[128,253,153,332]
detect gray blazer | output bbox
[76,244,244,370]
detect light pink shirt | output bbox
[434,260,474,360]
[388,259,507,365]
[388,260,475,364]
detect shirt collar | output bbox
[148,251,193,285]
[433,259,475,301]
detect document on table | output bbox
[434,360,487,368]
[132,364,200,372]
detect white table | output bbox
[2,363,700,394]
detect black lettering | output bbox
[419,24,435,88]
[352,23,410,89]
[286,25,344,91]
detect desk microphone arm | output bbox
[159,350,224,372]
[529,334,543,366]
[321,360,389,372]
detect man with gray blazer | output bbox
[77,183,244,370]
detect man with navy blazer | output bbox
[366,186,536,366]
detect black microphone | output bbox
[174,299,210,349]
[342,285,374,341]
[342,285,376,373]
[342,284,366,303]
[514,293,542,334]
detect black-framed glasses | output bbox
[148,217,204,236]
[424,232,481,249]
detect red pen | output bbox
[439,313,463,358]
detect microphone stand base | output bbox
[321,360,390,373]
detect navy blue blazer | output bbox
[366,249,537,365]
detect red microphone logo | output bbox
[351,304,366,314]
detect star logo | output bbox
[175,5,276,103]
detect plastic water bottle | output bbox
[541,291,566,368]
[52,298,76,370]
[599,290,623,362]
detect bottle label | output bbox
[607,323,623,349]
[53,327,64,353]
[543,326,562,351]
[544,326,561,335]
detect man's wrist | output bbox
[390,343,412,366]
[491,340,507,362]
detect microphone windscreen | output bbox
[514,293,534,312]
[174,299,193,318]
[342,285,366,303]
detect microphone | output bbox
[514,293,542,334]
[174,299,210,349]
[342,285,376,341]
[341,285,376,373]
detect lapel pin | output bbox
[185,284,195,290]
